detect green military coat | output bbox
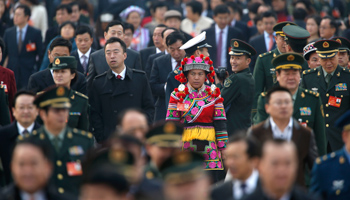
[144,162,162,180]
[302,66,350,151]
[0,86,10,126]
[253,87,327,156]
[252,49,309,118]
[217,68,254,135]
[68,90,89,131]
[19,126,94,196]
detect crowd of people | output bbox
[1,0,350,199]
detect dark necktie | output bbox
[241,182,247,196]
[22,129,29,137]
[175,61,181,69]
[81,55,87,73]
[216,30,223,67]
[116,75,122,79]
[325,73,332,87]
[53,137,61,152]
[18,29,23,53]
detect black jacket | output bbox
[140,46,157,71]
[0,122,41,185]
[27,67,87,95]
[89,67,154,142]
[70,48,96,76]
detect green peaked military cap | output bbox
[314,39,341,58]
[229,39,257,56]
[332,37,350,53]
[283,25,310,44]
[272,53,304,70]
[52,56,77,70]
[146,121,183,148]
[34,86,71,109]
[160,151,204,184]
[273,21,296,36]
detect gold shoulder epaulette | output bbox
[74,91,88,99]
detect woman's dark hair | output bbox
[58,21,76,37]
[49,37,72,52]
[306,15,321,37]
[70,69,78,86]
[0,37,4,52]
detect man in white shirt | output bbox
[0,90,41,185]
[211,133,261,200]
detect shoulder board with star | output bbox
[74,91,88,100]
[0,85,4,89]
[315,152,338,165]
[341,67,350,73]
[261,92,267,97]
[36,91,44,96]
[302,68,318,75]
[71,128,94,139]
[259,51,272,58]
[302,88,320,98]
[132,69,146,74]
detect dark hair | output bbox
[150,1,168,13]
[82,167,129,195]
[228,132,262,159]
[253,14,263,25]
[69,69,78,86]
[186,1,202,16]
[0,37,4,52]
[226,2,243,17]
[166,31,186,47]
[213,5,230,16]
[49,37,72,52]
[58,21,76,36]
[104,37,127,53]
[261,11,277,20]
[285,39,307,53]
[69,1,80,10]
[248,2,262,14]
[15,4,31,19]
[265,86,292,104]
[105,20,124,33]
[294,0,313,14]
[56,4,72,15]
[13,90,36,108]
[322,16,338,29]
[293,8,307,21]
[161,27,177,38]
[75,25,93,38]
[26,0,39,5]
[123,22,135,34]
[15,137,53,161]
[116,108,147,126]
[261,138,296,158]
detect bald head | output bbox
[118,110,148,143]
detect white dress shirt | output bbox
[17,122,35,136]
[16,24,28,43]
[171,57,178,71]
[111,66,126,80]
[77,48,91,66]
[270,117,293,141]
[264,31,276,51]
[20,190,46,200]
[156,47,162,54]
[233,170,259,199]
[215,24,228,67]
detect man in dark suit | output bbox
[203,5,244,74]
[1,137,74,200]
[211,134,260,200]
[140,24,167,71]
[87,20,142,92]
[89,37,154,143]
[44,4,71,52]
[2,5,42,89]
[249,11,277,71]
[248,87,318,187]
[70,25,95,76]
[27,38,87,95]
[0,91,40,185]
[150,32,186,122]
[244,139,319,200]
[227,2,250,42]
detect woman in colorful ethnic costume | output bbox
[166,55,228,175]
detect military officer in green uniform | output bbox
[216,39,256,135]
[51,56,89,131]
[254,53,327,156]
[20,86,94,196]
[144,121,183,180]
[252,22,296,119]
[332,37,350,68]
[0,85,10,126]
[302,40,350,152]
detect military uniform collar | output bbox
[44,126,66,141]
[321,67,336,77]
[235,68,250,74]
[292,88,298,102]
